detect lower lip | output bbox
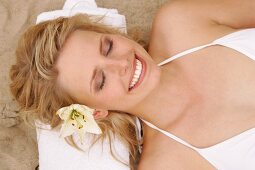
[129,54,147,91]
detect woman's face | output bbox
[56,30,161,112]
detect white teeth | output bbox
[134,72,140,78]
[129,58,143,89]
[135,69,140,74]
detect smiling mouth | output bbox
[128,54,146,91]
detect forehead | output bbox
[64,30,101,49]
[55,30,101,102]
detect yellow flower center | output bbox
[70,109,86,129]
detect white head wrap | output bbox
[36,0,127,33]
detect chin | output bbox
[140,63,161,100]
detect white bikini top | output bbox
[141,28,255,170]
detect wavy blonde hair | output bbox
[10,14,143,169]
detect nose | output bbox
[104,58,129,76]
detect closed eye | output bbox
[94,70,106,92]
[106,38,113,56]
[99,71,105,90]
[96,37,113,92]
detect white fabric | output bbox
[35,1,130,170]
[158,28,255,66]
[36,0,127,33]
[36,123,129,170]
[146,28,255,170]
[141,119,197,150]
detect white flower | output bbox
[56,104,102,143]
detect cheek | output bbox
[105,84,125,100]
[99,80,126,104]
[95,90,124,110]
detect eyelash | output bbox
[106,39,113,56]
[99,71,106,90]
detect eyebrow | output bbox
[90,36,103,93]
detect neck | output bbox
[127,65,198,129]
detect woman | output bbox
[10,14,140,170]
[10,0,255,169]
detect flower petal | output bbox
[76,105,94,115]
[82,118,102,134]
[56,106,72,120]
[76,128,86,144]
[59,120,76,138]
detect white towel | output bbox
[36,124,129,170]
[35,1,130,169]
[36,0,127,33]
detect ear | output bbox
[93,109,108,120]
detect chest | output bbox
[150,30,255,108]
[175,45,255,102]
[151,43,255,146]
[142,33,255,169]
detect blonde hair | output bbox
[10,14,142,169]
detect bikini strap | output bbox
[157,43,215,66]
[141,119,198,151]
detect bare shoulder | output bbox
[152,0,255,30]
[148,0,236,58]
[137,144,185,170]
[137,129,216,170]
[137,143,216,170]
[148,0,214,57]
